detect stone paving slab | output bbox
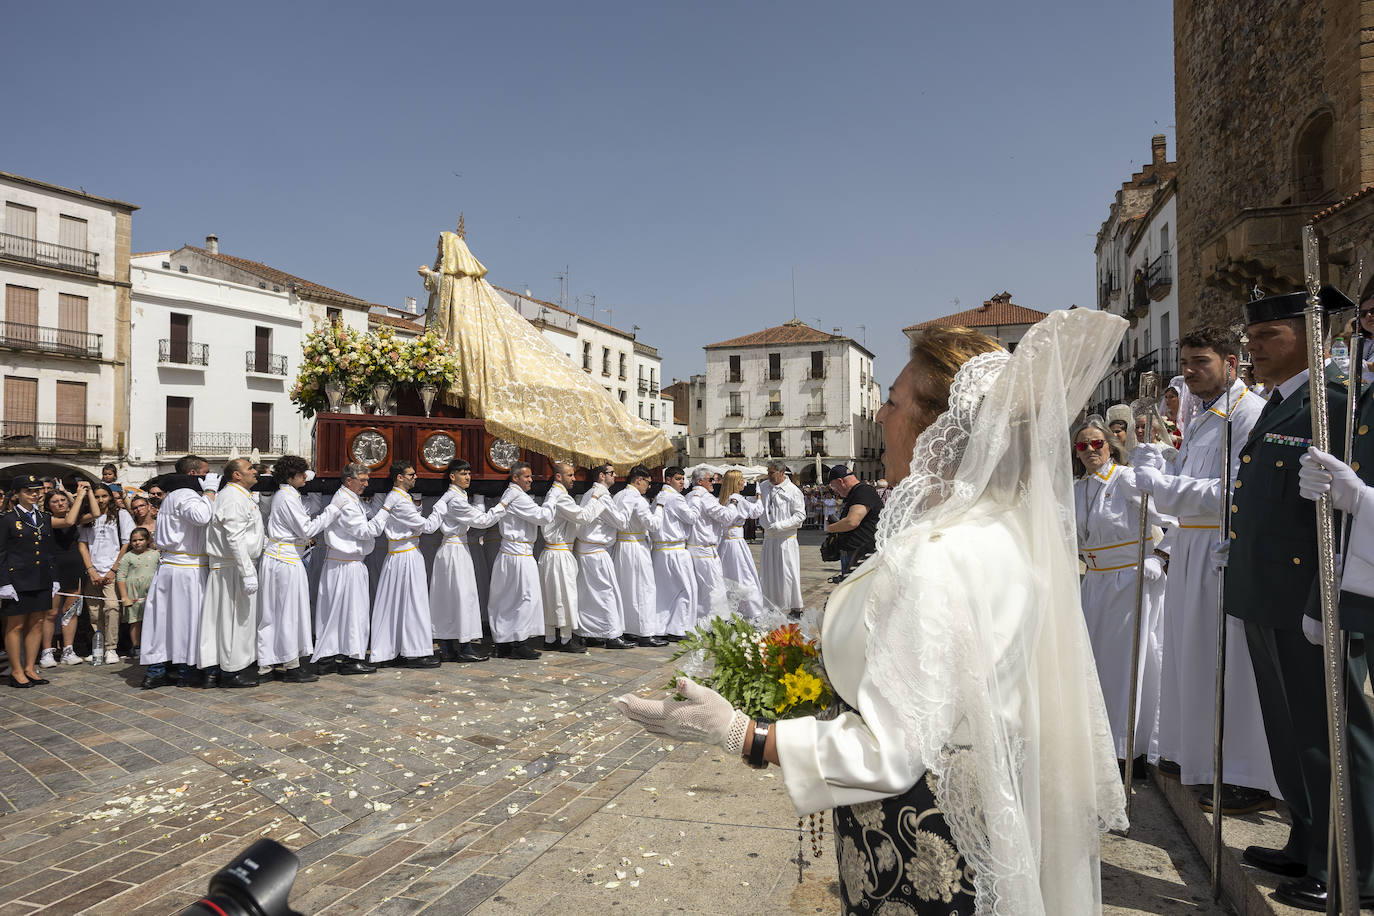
[0,532,1227,914]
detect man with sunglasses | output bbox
[1124,325,1278,815]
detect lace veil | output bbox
[866,309,1129,916]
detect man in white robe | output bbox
[760,461,806,614]
[256,456,337,682]
[312,462,394,675]
[371,462,444,667]
[489,461,556,659]
[652,466,700,639]
[540,462,609,651]
[201,459,265,686]
[140,455,215,690]
[614,466,664,646]
[719,489,764,619]
[1125,329,1278,810]
[575,464,631,648]
[431,459,505,662]
[686,469,735,623]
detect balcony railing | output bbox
[0,321,102,358]
[638,380,648,393]
[804,448,826,458]
[768,371,782,381]
[0,421,102,452]
[765,407,783,417]
[649,383,659,396]
[728,371,742,383]
[0,231,99,275]
[155,431,288,456]
[724,450,745,458]
[1147,252,1172,294]
[245,351,288,376]
[804,408,826,420]
[159,339,209,366]
[726,409,743,417]
[808,367,826,380]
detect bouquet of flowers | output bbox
[671,616,831,719]
[369,325,411,386]
[406,330,460,388]
[290,322,369,417]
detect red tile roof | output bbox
[369,312,424,331]
[490,285,636,341]
[903,293,1049,332]
[1312,186,1374,223]
[705,319,849,349]
[182,245,368,305]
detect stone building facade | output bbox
[1175,0,1374,329]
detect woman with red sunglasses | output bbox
[1073,415,1171,778]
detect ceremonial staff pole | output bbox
[1301,224,1358,916]
[1210,358,1234,900]
[1122,370,1161,818]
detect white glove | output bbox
[242,574,259,596]
[1303,615,1324,647]
[1130,444,1167,472]
[1130,465,1164,495]
[616,677,750,751]
[1299,447,1367,515]
[52,581,60,596]
[0,584,17,602]
[1210,539,1230,572]
[202,472,221,492]
[1142,555,1164,582]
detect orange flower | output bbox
[765,623,804,648]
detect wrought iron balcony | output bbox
[638,380,648,393]
[726,409,743,417]
[1147,251,1172,295]
[0,321,102,358]
[804,448,826,458]
[724,450,746,458]
[159,339,209,366]
[0,421,102,452]
[728,371,742,383]
[245,351,288,376]
[765,407,783,417]
[155,431,288,456]
[0,232,99,275]
[649,383,659,396]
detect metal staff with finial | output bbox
[1122,370,1162,818]
[1301,224,1358,916]
[1210,347,1235,900]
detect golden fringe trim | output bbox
[483,419,675,474]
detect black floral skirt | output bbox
[834,772,977,916]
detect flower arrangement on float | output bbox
[289,324,460,417]
[670,616,831,719]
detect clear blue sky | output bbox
[1,1,1174,389]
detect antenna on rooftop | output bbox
[555,269,568,309]
[791,267,797,319]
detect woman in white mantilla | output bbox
[618,310,1128,915]
[1072,416,1168,768]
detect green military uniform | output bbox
[1227,298,1374,895]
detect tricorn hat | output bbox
[1244,285,1355,327]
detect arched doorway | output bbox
[0,461,99,492]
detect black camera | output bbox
[180,839,303,916]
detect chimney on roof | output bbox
[1151,134,1167,166]
[404,296,417,313]
[205,234,219,254]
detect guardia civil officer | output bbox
[0,475,58,687]
[1292,358,1374,911]
[1222,286,1374,911]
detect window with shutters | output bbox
[768,431,783,456]
[57,293,88,352]
[165,397,191,453]
[254,326,271,373]
[326,307,342,326]
[618,352,627,380]
[728,354,741,383]
[3,375,37,440]
[4,284,38,345]
[728,392,742,416]
[55,380,86,445]
[168,313,190,363]
[3,203,36,263]
[582,340,592,371]
[251,402,272,452]
[768,352,781,380]
[58,215,88,252]
[727,432,742,457]
[767,391,782,416]
[601,347,611,377]
[809,388,824,416]
[810,350,825,379]
[809,430,826,456]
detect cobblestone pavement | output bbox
[0,532,1220,915]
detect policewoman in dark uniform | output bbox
[1224,287,1374,911]
[0,474,58,688]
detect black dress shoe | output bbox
[281,666,318,683]
[663,634,684,642]
[465,642,490,660]
[636,635,669,647]
[582,637,605,648]
[438,641,460,662]
[1273,876,1374,912]
[508,644,542,660]
[454,647,488,663]
[338,658,376,675]
[140,672,172,690]
[1155,758,1181,778]
[220,670,259,688]
[1199,784,1275,815]
[176,666,199,688]
[200,668,220,689]
[493,642,512,658]
[1242,845,1305,878]
[560,635,587,653]
[405,655,442,668]
[602,636,634,650]
[7,674,32,688]
[315,657,338,675]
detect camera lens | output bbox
[180,839,301,916]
